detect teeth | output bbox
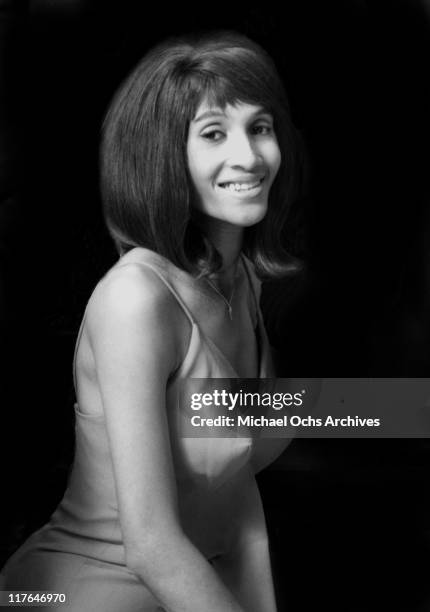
[221,179,262,192]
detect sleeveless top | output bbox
[1,248,284,575]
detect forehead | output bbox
[192,98,271,123]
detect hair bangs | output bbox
[183,63,277,123]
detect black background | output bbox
[1,1,430,610]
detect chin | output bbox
[199,200,268,228]
[232,204,268,227]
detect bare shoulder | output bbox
[88,262,174,318]
[84,261,189,368]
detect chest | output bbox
[196,282,259,378]
[217,311,259,377]
[171,260,261,378]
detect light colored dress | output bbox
[0,249,286,611]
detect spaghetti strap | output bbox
[131,260,196,327]
[72,305,89,395]
[240,254,259,325]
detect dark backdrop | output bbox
[1,1,430,610]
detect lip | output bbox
[216,177,266,198]
[217,174,266,188]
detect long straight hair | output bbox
[100,30,300,278]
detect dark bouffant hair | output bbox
[100,30,300,278]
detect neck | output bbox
[197,214,244,289]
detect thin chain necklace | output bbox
[205,277,236,320]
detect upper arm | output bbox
[86,264,185,560]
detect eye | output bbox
[201,129,224,142]
[251,123,273,136]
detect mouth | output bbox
[218,177,265,193]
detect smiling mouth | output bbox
[218,177,265,192]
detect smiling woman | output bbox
[187,102,281,228]
[0,30,299,612]
[100,30,299,281]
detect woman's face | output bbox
[186,99,281,228]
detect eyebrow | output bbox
[193,107,271,123]
[193,110,227,123]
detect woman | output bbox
[0,30,298,611]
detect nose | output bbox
[227,131,261,169]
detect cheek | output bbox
[263,139,282,181]
[187,153,212,189]
[272,143,282,176]
[186,143,202,187]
